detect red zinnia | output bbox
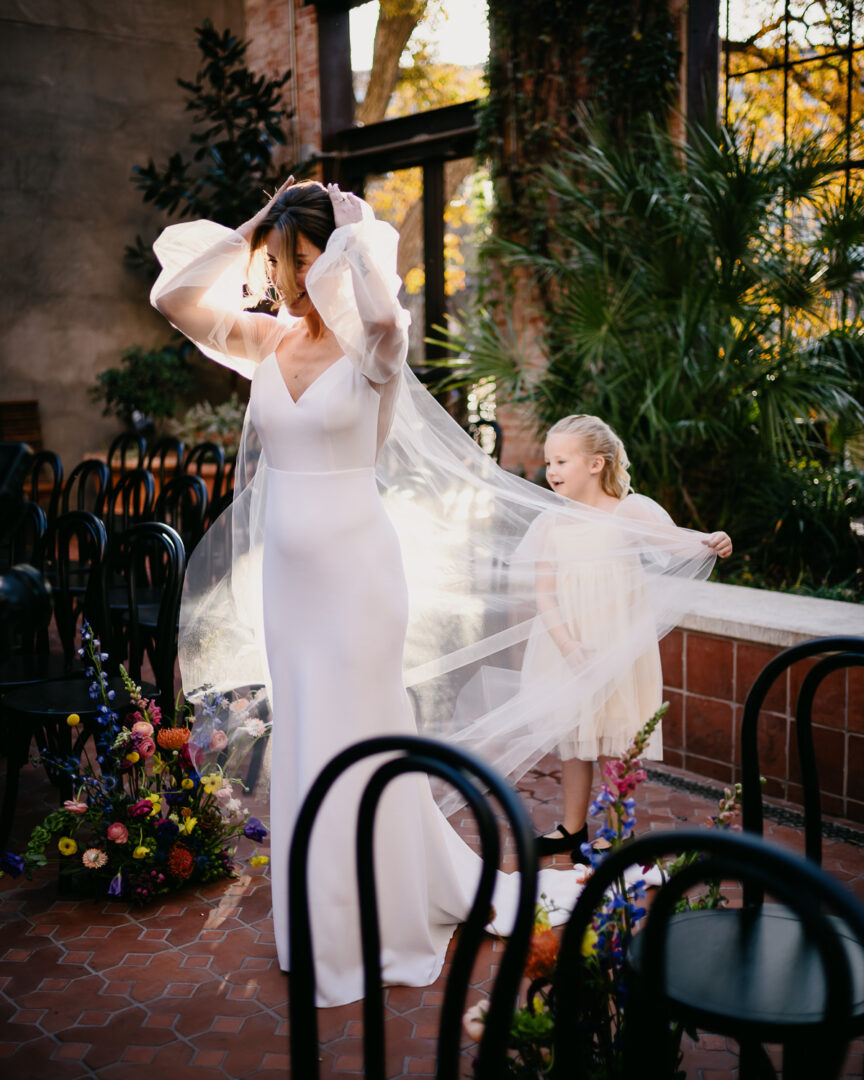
[525,928,559,981]
[167,843,195,880]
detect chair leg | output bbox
[0,724,32,848]
[738,1038,777,1079]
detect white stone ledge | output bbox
[678,580,864,649]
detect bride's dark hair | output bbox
[247,181,336,306]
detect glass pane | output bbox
[350,0,488,124]
[723,0,786,76]
[443,160,491,322]
[786,0,857,53]
[723,1,862,77]
[786,56,851,143]
[364,166,425,367]
[852,47,864,157]
[725,66,787,148]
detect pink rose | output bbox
[131,720,153,738]
[107,823,129,844]
[127,799,152,819]
[63,800,88,815]
[137,736,156,758]
[209,730,228,752]
[462,1000,489,1043]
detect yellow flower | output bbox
[534,903,551,933]
[180,817,197,835]
[66,713,81,727]
[181,778,194,790]
[151,754,165,775]
[58,837,77,856]
[201,773,222,795]
[125,751,140,764]
[132,845,150,860]
[581,928,599,958]
[250,855,269,868]
[146,794,161,816]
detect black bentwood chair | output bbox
[61,459,110,516]
[553,829,864,1080]
[106,431,145,475]
[289,735,538,1080]
[153,473,208,555]
[145,435,184,491]
[741,635,864,868]
[115,521,185,716]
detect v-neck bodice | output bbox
[249,352,381,472]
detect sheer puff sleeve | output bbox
[151,221,285,381]
[304,200,411,385]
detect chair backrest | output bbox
[553,828,864,1080]
[106,431,146,474]
[1,500,47,573]
[146,435,184,490]
[61,459,110,516]
[0,501,49,654]
[118,521,185,710]
[99,467,155,538]
[741,636,864,866]
[26,450,63,548]
[153,473,209,554]
[55,510,109,666]
[289,734,538,1080]
[183,441,226,523]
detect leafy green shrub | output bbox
[91,346,191,426]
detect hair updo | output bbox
[247,180,336,307]
[547,414,632,499]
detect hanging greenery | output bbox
[478,0,680,249]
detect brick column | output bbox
[244,0,321,167]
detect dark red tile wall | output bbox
[660,629,864,822]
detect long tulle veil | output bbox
[151,207,716,816]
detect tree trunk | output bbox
[357,0,428,126]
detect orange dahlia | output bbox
[525,928,559,981]
[156,727,191,750]
[167,843,195,880]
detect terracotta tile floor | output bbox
[2,749,864,1078]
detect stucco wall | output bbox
[0,0,244,466]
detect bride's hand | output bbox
[327,183,364,227]
[237,176,295,238]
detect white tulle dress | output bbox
[150,203,632,1007]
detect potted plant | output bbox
[91,345,192,438]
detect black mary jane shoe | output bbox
[536,824,588,857]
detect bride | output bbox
[151,178,716,1007]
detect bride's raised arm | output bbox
[150,181,295,377]
[305,187,410,385]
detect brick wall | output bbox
[659,628,864,823]
[244,0,321,167]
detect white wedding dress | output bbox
[249,348,558,1006]
[151,200,715,1007]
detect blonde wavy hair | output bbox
[546,414,632,499]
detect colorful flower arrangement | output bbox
[463,703,743,1079]
[0,623,271,903]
